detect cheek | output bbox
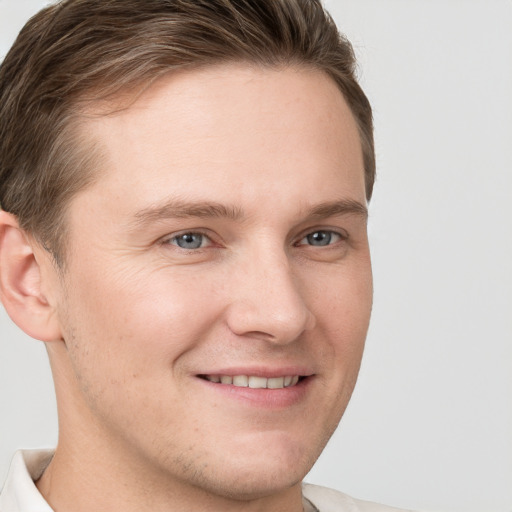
[60,263,223,384]
[311,256,373,334]
[308,259,372,394]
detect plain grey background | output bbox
[1,1,511,511]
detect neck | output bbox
[36,438,305,512]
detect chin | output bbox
[196,461,305,502]
[183,434,320,501]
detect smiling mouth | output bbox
[199,375,304,389]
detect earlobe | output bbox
[0,211,62,342]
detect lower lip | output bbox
[196,377,312,409]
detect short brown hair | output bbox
[0,0,374,263]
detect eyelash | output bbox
[295,229,348,248]
[163,228,348,251]
[164,230,214,250]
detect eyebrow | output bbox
[131,197,367,228]
[132,199,244,227]
[306,199,368,220]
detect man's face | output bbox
[49,64,372,499]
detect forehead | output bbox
[71,63,366,223]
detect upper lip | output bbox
[196,366,315,378]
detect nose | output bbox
[224,249,316,344]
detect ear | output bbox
[0,211,62,342]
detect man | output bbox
[0,1,410,511]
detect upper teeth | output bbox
[204,375,300,389]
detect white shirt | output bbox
[0,450,413,512]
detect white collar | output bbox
[0,450,55,512]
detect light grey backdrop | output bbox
[1,1,511,511]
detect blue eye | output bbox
[300,230,342,247]
[170,233,208,249]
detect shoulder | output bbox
[302,483,415,512]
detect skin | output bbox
[0,64,372,512]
